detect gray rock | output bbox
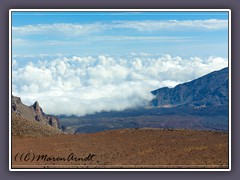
[12,95,61,130]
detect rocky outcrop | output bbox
[12,113,62,138]
[12,95,60,130]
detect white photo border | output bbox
[9,9,231,172]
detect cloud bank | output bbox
[12,54,228,116]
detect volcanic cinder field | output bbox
[12,128,228,169]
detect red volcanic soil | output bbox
[12,128,228,169]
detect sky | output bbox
[11,11,229,116]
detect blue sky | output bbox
[11,11,229,115]
[12,11,228,25]
[12,11,229,58]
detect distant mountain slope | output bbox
[12,95,62,137]
[60,68,229,133]
[151,67,229,107]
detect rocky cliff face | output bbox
[151,67,229,107]
[12,95,60,130]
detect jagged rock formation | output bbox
[151,67,229,107]
[12,95,60,129]
[12,95,62,137]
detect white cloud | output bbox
[12,54,228,116]
[12,38,30,46]
[12,19,227,37]
[12,23,104,36]
[113,19,228,31]
[12,59,18,67]
[92,36,195,42]
[13,63,53,92]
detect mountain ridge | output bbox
[151,67,228,107]
[12,95,62,137]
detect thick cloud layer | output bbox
[12,54,228,116]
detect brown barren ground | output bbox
[12,114,61,138]
[12,128,228,169]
